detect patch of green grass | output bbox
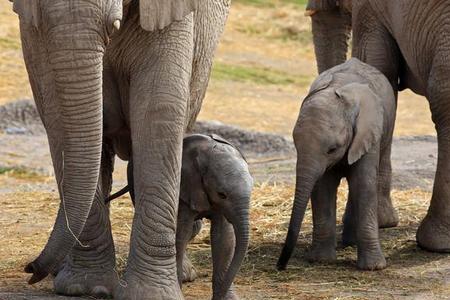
[212,62,312,86]
[234,0,307,7]
[0,167,43,180]
[0,37,21,50]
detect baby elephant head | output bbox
[180,134,253,299]
[277,77,385,270]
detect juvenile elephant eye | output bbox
[217,192,227,199]
[327,147,338,155]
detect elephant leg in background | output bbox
[342,190,357,247]
[211,214,239,300]
[54,141,117,297]
[416,62,450,252]
[351,5,400,228]
[306,171,340,263]
[115,18,193,300]
[347,151,386,271]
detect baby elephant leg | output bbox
[307,171,340,263]
[182,220,203,283]
[348,152,386,271]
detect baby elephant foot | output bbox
[357,251,386,271]
[54,262,118,298]
[377,199,399,228]
[417,214,450,252]
[115,274,183,300]
[182,253,198,283]
[306,243,336,263]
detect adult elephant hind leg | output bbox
[115,18,194,300]
[417,65,450,252]
[352,5,400,228]
[54,141,117,298]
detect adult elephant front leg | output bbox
[54,140,117,297]
[115,18,194,300]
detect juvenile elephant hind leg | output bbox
[54,142,117,297]
[417,64,450,252]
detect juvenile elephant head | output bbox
[180,134,253,300]
[306,0,352,73]
[277,72,385,270]
[14,0,197,284]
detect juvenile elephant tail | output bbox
[105,185,130,204]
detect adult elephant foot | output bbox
[114,274,184,300]
[377,196,399,228]
[182,253,198,283]
[54,261,117,298]
[417,214,450,252]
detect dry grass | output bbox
[1,172,448,299]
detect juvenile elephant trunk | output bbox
[311,9,352,73]
[277,161,320,270]
[25,13,105,283]
[215,202,250,300]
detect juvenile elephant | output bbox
[306,0,450,253]
[13,0,230,299]
[107,134,254,300]
[277,58,395,271]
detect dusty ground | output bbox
[0,0,448,300]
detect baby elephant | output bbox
[277,58,395,271]
[107,134,253,300]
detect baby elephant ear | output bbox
[140,0,197,31]
[335,83,384,165]
[13,0,40,28]
[180,152,211,213]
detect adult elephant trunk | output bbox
[214,202,250,300]
[310,6,352,73]
[24,12,105,284]
[277,160,322,270]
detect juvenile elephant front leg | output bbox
[115,18,194,300]
[175,202,197,285]
[347,152,386,271]
[307,171,340,263]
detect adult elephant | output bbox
[306,0,450,252]
[13,0,230,299]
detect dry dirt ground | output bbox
[1,1,449,300]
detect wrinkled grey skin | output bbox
[13,0,230,299]
[277,59,395,271]
[107,134,253,300]
[306,0,398,230]
[307,0,450,253]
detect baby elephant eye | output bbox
[327,147,338,155]
[217,192,227,199]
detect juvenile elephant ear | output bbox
[13,0,40,28]
[140,0,197,31]
[180,150,211,213]
[335,83,384,165]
